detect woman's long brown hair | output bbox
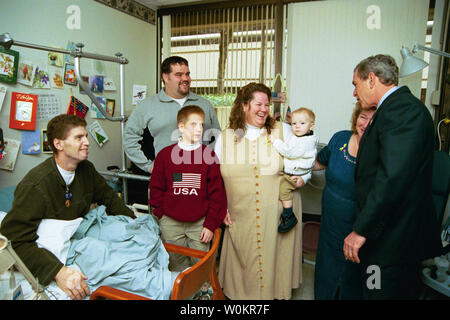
[228,82,275,139]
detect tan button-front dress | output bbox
[218,121,302,299]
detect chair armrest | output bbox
[90,286,150,300]
[163,242,207,259]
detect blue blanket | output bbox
[66,206,179,299]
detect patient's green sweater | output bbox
[0,157,134,286]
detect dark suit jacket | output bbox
[354,86,442,266]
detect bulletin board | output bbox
[0,39,124,173]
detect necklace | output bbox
[65,184,72,207]
[340,143,356,164]
[56,163,75,207]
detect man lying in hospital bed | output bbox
[0,207,178,300]
[0,114,178,300]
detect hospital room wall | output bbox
[288,0,450,227]
[285,0,430,145]
[0,0,157,188]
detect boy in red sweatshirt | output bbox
[149,105,227,273]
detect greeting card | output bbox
[0,137,21,171]
[64,41,76,65]
[103,77,116,91]
[132,84,147,105]
[90,96,106,119]
[87,120,109,147]
[92,60,105,76]
[0,49,19,84]
[89,76,104,93]
[9,92,38,130]
[17,60,37,86]
[48,51,64,67]
[33,65,51,89]
[50,67,64,88]
[0,85,6,113]
[64,63,77,86]
[22,130,41,154]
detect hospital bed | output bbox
[90,226,225,300]
[0,187,225,300]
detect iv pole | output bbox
[0,235,49,300]
[0,33,149,203]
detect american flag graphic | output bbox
[67,96,89,119]
[173,173,201,189]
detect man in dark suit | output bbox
[343,54,442,299]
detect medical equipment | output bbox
[0,234,49,300]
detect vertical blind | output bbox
[167,4,278,97]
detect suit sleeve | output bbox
[353,102,431,240]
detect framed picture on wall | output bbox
[79,76,89,94]
[0,48,19,84]
[41,129,52,154]
[106,99,115,117]
[64,63,77,86]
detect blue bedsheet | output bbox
[0,186,15,213]
[66,206,179,300]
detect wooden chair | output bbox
[90,228,225,300]
[302,221,321,266]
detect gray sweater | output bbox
[123,90,221,173]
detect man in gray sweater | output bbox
[123,56,221,174]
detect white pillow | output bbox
[36,218,83,264]
[0,211,6,224]
[0,213,82,264]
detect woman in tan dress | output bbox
[214,83,303,299]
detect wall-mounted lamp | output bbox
[400,42,450,151]
[0,32,13,49]
[399,42,450,78]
